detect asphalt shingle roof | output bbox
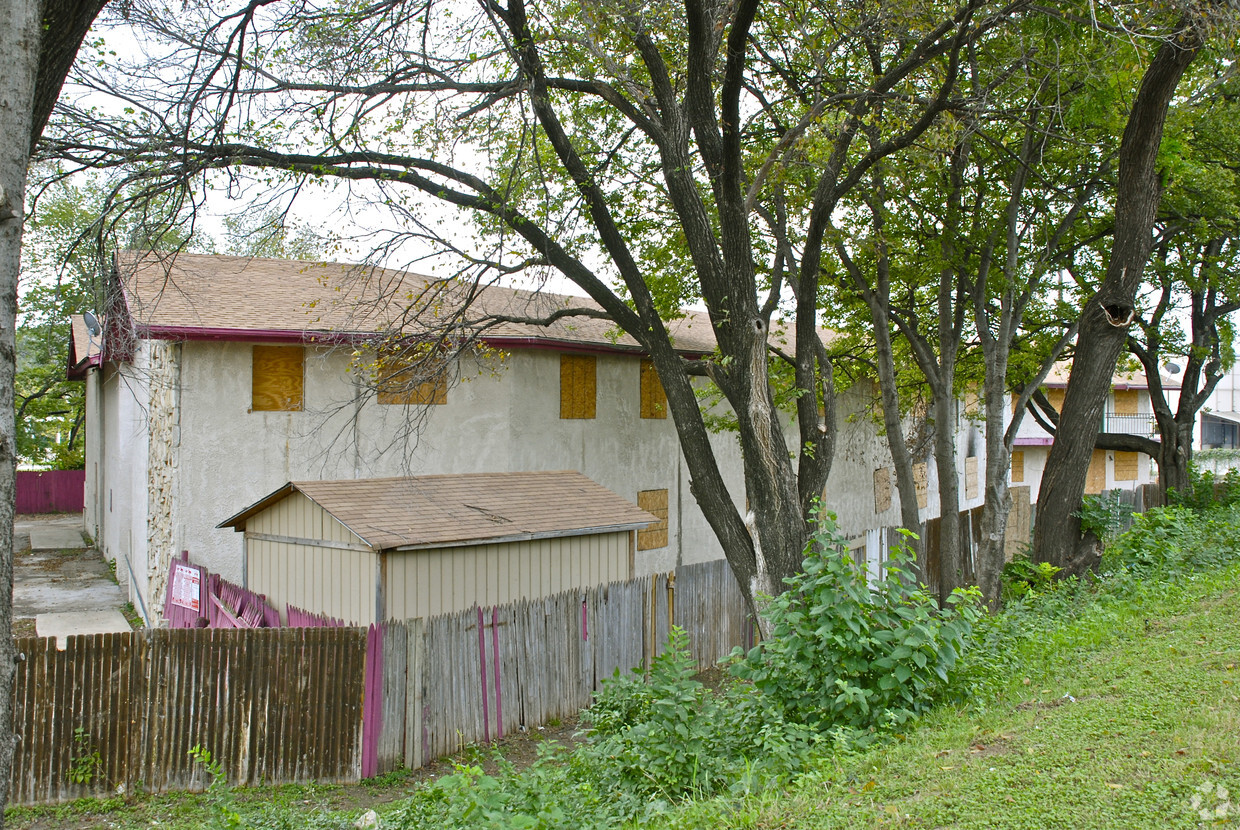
[117,250,720,354]
[219,470,657,550]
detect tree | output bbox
[15,180,112,469]
[1033,8,1219,575]
[44,0,1033,616]
[1130,70,1240,498]
[1,0,110,821]
[1129,234,1240,498]
[830,13,1113,606]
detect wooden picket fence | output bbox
[361,561,753,775]
[9,626,368,805]
[9,559,750,804]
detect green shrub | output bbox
[1168,465,1240,510]
[1000,553,1062,602]
[1073,491,1129,544]
[732,517,982,746]
[576,629,816,816]
[1104,503,1240,576]
[386,752,594,830]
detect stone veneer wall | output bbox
[145,341,181,616]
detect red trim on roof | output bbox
[66,353,101,381]
[141,325,356,345]
[136,327,709,359]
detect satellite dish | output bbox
[83,311,101,337]
[1164,361,1182,374]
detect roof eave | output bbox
[216,482,299,529]
[388,521,652,552]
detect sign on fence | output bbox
[11,559,751,805]
[169,562,202,613]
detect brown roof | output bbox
[117,250,720,354]
[1041,361,1180,391]
[219,470,657,550]
[69,314,101,362]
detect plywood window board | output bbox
[560,354,597,419]
[1113,450,1139,482]
[1046,387,1065,414]
[252,345,304,412]
[873,467,892,513]
[1113,389,1139,415]
[640,359,667,419]
[964,456,979,500]
[637,488,669,550]
[376,354,448,405]
[1085,449,1107,494]
[1011,450,1025,483]
[913,462,929,509]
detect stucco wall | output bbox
[82,367,103,543]
[95,348,153,621]
[103,337,1000,620]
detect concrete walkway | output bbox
[37,609,132,649]
[29,525,86,551]
[14,514,133,646]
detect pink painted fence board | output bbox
[16,470,85,515]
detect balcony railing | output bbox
[1100,412,1159,439]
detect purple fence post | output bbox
[362,624,383,778]
[477,606,490,743]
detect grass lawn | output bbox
[8,563,1239,829]
[657,564,1240,830]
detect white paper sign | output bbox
[170,562,201,612]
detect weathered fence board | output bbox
[10,627,367,805]
[12,558,750,802]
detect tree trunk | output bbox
[1157,420,1194,499]
[976,374,1012,610]
[873,323,926,572]
[1033,30,1203,574]
[932,391,963,603]
[0,1,45,822]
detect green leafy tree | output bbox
[45,0,1034,617]
[16,180,105,469]
[1033,6,1233,575]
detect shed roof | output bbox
[219,470,657,551]
[115,250,721,355]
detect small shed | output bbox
[218,470,656,625]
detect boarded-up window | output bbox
[1011,450,1025,483]
[1113,389,1139,415]
[913,463,929,509]
[640,359,667,419]
[252,346,304,412]
[1046,387,1065,414]
[874,467,892,513]
[560,354,596,419]
[1005,486,1033,562]
[1114,451,1139,482]
[964,456,979,500]
[376,355,447,405]
[637,489,669,550]
[1085,449,1107,494]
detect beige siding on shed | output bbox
[245,492,378,625]
[386,531,632,620]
